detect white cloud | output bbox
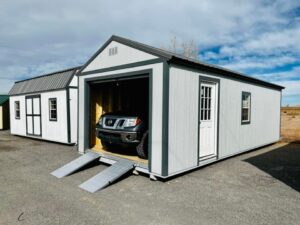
[252,66,300,82]
[221,55,297,71]
[275,80,300,96]
[217,25,300,58]
[0,0,299,105]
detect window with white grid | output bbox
[241,92,251,124]
[200,86,212,121]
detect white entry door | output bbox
[26,95,42,136]
[199,82,217,158]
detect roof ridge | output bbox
[78,34,283,90]
[15,65,82,84]
[111,35,174,59]
[110,35,283,90]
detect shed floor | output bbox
[92,145,148,164]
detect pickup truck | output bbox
[95,112,148,159]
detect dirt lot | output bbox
[281,107,300,142]
[0,130,300,225]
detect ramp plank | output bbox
[51,152,100,178]
[79,159,134,193]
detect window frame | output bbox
[241,92,251,125]
[49,98,57,121]
[15,101,20,119]
[200,85,212,121]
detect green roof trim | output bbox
[0,95,9,106]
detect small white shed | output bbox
[75,35,284,180]
[9,67,80,144]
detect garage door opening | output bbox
[89,76,150,165]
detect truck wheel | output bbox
[136,131,148,159]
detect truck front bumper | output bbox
[96,128,140,144]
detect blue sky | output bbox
[0,0,299,105]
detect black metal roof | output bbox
[80,35,284,90]
[9,66,81,96]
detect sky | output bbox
[0,0,299,106]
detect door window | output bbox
[200,86,212,121]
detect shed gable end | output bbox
[82,41,158,73]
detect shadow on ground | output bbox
[244,142,300,192]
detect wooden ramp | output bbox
[51,152,100,178]
[79,159,135,193]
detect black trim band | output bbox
[66,89,71,143]
[161,62,169,176]
[80,58,163,76]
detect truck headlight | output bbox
[124,118,141,127]
[98,117,103,125]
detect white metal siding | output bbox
[10,96,26,136]
[168,68,199,174]
[69,75,78,87]
[78,78,87,153]
[218,78,281,158]
[168,65,281,174]
[10,91,71,144]
[69,88,78,143]
[83,41,158,72]
[41,90,68,143]
[78,63,164,175]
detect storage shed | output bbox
[0,95,10,130]
[72,36,284,181]
[9,67,80,144]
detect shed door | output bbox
[26,95,42,136]
[199,82,217,159]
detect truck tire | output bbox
[136,131,148,159]
[101,140,113,150]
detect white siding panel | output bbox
[33,98,40,114]
[69,88,78,143]
[10,96,26,136]
[69,75,78,87]
[10,91,72,144]
[150,64,164,175]
[26,117,33,134]
[218,79,281,158]
[168,67,199,174]
[33,117,41,135]
[83,41,158,72]
[78,63,163,175]
[40,90,68,143]
[169,65,281,167]
[78,77,86,153]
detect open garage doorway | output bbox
[89,75,150,165]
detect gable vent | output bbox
[109,47,118,56]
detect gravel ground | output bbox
[0,130,299,225]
